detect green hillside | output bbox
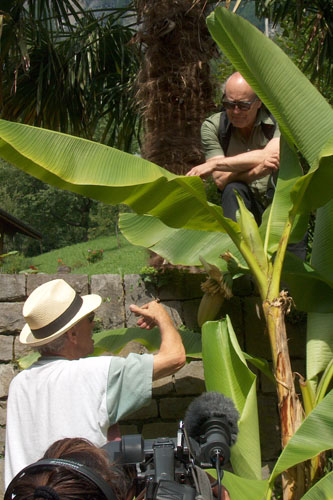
[1,234,149,276]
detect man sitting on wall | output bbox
[187,71,306,260]
[5,278,186,486]
[187,71,280,225]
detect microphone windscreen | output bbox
[184,392,239,446]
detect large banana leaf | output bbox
[281,253,333,313]
[222,471,268,500]
[269,390,333,482]
[306,200,333,385]
[300,472,333,500]
[18,327,203,369]
[0,119,242,237]
[202,317,261,480]
[119,211,333,312]
[260,136,308,254]
[119,213,245,268]
[92,326,202,358]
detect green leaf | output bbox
[300,472,333,500]
[119,213,245,268]
[306,199,333,382]
[270,390,333,482]
[207,8,333,212]
[93,326,202,358]
[281,253,333,313]
[236,193,268,277]
[243,353,274,383]
[202,317,261,479]
[222,471,268,500]
[307,312,333,382]
[260,136,308,254]
[0,119,242,240]
[18,351,40,369]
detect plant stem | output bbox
[263,299,305,500]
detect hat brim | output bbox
[20,294,102,346]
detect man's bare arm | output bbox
[212,160,277,190]
[187,138,280,179]
[129,301,186,380]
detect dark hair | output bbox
[5,438,133,500]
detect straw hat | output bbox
[20,279,102,346]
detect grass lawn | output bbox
[2,234,149,275]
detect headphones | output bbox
[4,458,118,500]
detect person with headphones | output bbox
[5,279,186,487]
[4,437,132,500]
[5,436,232,500]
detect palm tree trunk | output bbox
[134,0,216,174]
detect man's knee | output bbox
[221,182,263,225]
[221,182,252,222]
[222,182,250,198]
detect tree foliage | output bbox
[0,0,140,150]
[253,0,333,87]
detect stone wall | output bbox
[0,273,307,493]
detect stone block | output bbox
[0,456,4,500]
[152,376,174,396]
[90,274,124,329]
[159,397,194,420]
[174,361,205,395]
[158,272,205,301]
[181,299,201,331]
[26,274,89,296]
[0,427,5,447]
[124,275,157,327]
[0,336,13,362]
[124,400,158,421]
[261,461,277,480]
[232,275,258,297]
[13,335,33,359]
[118,341,149,358]
[161,301,183,328]
[119,424,139,436]
[0,402,6,426]
[220,296,245,348]
[257,394,281,461]
[243,297,270,359]
[260,362,276,394]
[0,364,17,398]
[0,303,24,334]
[0,275,25,302]
[142,422,179,439]
[285,320,306,359]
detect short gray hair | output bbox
[35,333,68,355]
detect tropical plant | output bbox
[0,0,139,150]
[0,6,332,499]
[253,0,333,87]
[202,317,333,500]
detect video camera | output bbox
[102,392,240,500]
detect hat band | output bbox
[31,293,83,339]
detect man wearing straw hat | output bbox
[5,278,186,485]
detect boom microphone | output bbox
[184,391,239,468]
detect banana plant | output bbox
[0,6,333,500]
[201,316,333,500]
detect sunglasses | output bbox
[87,313,95,323]
[222,97,258,111]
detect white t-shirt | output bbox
[5,353,153,486]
